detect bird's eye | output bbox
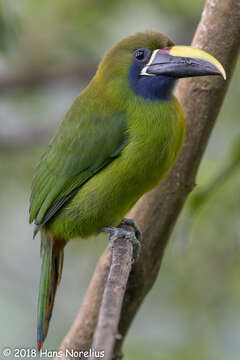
[134,48,151,63]
[135,49,145,60]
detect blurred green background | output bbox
[0,0,240,359]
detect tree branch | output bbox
[56,251,111,360]
[56,0,240,358]
[56,227,135,360]
[90,226,134,360]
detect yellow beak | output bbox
[141,46,226,80]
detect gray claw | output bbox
[119,218,142,241]
[102,219,141,261]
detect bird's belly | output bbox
[47,140,176,240]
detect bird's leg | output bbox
[102,218,141,261]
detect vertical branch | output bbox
[56,251,111,359]
[90,230,133,360]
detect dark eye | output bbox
[135,49,145,60]
[134,48,151,63]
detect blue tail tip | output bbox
[37,327,43,352]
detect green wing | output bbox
[29,96,127,229]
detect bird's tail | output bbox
[37,230,64,351]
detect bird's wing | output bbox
[29,98,128,230]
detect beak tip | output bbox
[219,69,226,80]
[216,69,226,80]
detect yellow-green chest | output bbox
[126,96,185,183]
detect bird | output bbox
[29,31,225,350]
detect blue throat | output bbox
[129,61,177,101]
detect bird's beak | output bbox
[141,46,226,80]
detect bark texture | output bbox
[90,226,134,360]
[56,251,111,360]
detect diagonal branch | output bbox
[56,0,240,358]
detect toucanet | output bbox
[29,31,226,350]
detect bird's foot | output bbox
[119,218,142,242]
[102,218,141,261]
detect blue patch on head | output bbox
[129,61,177,101]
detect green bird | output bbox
[29,31,225,350]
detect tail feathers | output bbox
[37,231,64,351]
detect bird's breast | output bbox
[125,97,185,188]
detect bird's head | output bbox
[94,31,225,103]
